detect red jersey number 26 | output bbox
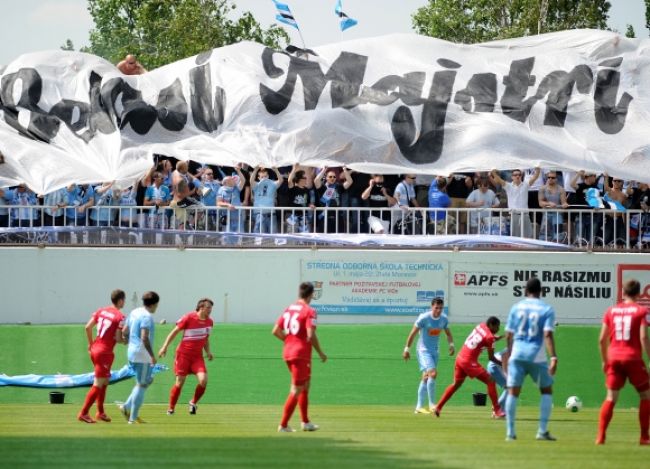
[283,312,300,335]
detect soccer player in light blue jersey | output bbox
[120,291,160,424]
[403,298,455,414]
[503,278,558,441]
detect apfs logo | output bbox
[454,273,467,286]
[311,281,324,300]
[417,290,444,302]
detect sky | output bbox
[0,0,648,65]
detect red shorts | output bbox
[90,350,114,379]
[454,360,490,382]
[174,353,207,377]
[605,359,650,392]
[286,359,311,386]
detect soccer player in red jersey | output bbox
[596,279,650,445]
[77,289,126,423]
[158,298,214,415]
[432,316,505,418]
[272,282,328,432]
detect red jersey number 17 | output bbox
[97,318,113,338]
[283,312,300,335]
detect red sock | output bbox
[298,391,309,423]
[598,399,615,441]
[169,385,182,410]
[96,385,107,414]
[640,399,650,440]
[80,385,100,415]
[192,384,206,404]
[486,381,500,411]
[436,383,460,411]
[280,393,299,427]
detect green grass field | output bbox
[0,324,648,468]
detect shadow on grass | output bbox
[0,436,454,468]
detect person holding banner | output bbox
[117,54,147,75]
[491,168,540,238]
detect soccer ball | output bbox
[565,396,582,412]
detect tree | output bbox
[625,24,635,38]
[646,0,650,36]
[412,0,611,44]
[84,0,289,69]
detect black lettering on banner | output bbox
[190,51,225,132]
[156,79,188,132]
[0,151,4,164]
[594,58,632,134]
[454,73,497,112]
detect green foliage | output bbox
[84,0,289,69]
[625,24,636,38]
[412,0,611,44]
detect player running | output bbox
[403,297,455,414]
[596,279,650,445]
[272,282,327,432]
[503,278,558,441]
[432,316,505,419]
[158,298,214,415]
[77,289,126,423]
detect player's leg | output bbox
[627,360,650,444]
[487,362,508,409]
[78,351,105,423]
[433,362,466,416]
[533,363,556,441]
[425,368,438,410]
[129,363,154,423]
[279,360,304,431]
[415,350,435,413]
[476,370,503,417]
[189,355,208,414]
[597,388,619,444]
[168,375,186,415]
[505,359,526,440]
[94,376,111,421]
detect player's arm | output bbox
[544,330,557,376]
[598,323,610,373]
[140,328,157,365]
[444,327,455,356]
[115,324,127,345]
[640,321,650,364]
[403,326,420,360]
[271,324,286,342]
[203,340,214,361]
[308,328,327,362]
[84,317,96,351]
[158,326,181,358]
[487,347,501,366]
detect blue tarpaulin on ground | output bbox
[0,363,168,388]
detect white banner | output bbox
[2,29,650,193]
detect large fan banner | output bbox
[1,29,649,193]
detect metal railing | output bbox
[0,204,648,250]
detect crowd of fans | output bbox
[1,155,649,248]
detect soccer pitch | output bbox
[0,324,648,468]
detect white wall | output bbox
[0,247,648,324]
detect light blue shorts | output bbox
[506,359,554,389]
[131,362,154,386]
[417,349,439,372]
[487,361,507,388]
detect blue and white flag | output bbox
[273,0,299,30]
[335,0,358,31]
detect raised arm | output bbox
[272,167,284,188]
[314,167,327,190]
[490,169,505,187]
[158,326,182,357]
[249,166,260,189]
[528,167,542,186]
[341,167,353,190]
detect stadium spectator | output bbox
[0,186,14,228]
[144,172,171,230]
[465,178,500,234]
[117,54,147,75]
[77,289,126,424]
[491,168,540,238]
[538,171,569,243]
[602,174,628,245]
[314,166,352,233]
[446,173,474,233]
[250,166,283,234]
[217,169,245,234]
[596,279,650,445]
[570,171,600,245]
[343,170,370,234]
[118,185,138,228]
[90,182,119,228]
[10,184,39,227]
[285,164,315,233]
[403,297,454,414]
[361,174,396,234]
[42,187,67,227]
[158,298,214,416]
[120,291,160,424]
[172,161,198,197]
[525,168,545,236]
[197,168,221,230]
[393,174,421,234]
[503,277,558,441]
[427,177,452,234]
[272,282,327,432]
[432,316,505,419]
